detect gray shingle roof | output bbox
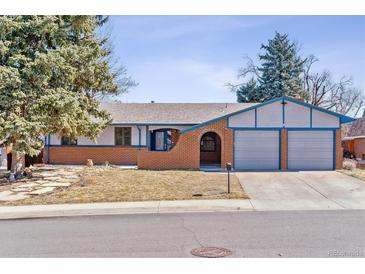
[342,117,365,138]
[100,102,257,124]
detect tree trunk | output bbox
[10,150,24,181]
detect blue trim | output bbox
[230,127,283,131]
[233,129,235,169]
[46,134,50,163]
[146,125,150,149]
[232,128,281,170]
[333,130,336,170]
[310,108,313,128]
[254,108,257,128]
[282,98,285,127]
[137,126,141,148]
[282,96,354,124]
[286,127,339,131]
[180,96,354,134]
[180,97,283,134]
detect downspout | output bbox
[137,126,142,150]
[45,134,50,164]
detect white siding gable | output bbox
[312,109,339,128]
[228,109,255,128]
[257,100,283,127]
[284,101,310,128]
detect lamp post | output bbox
[226,162,232,194]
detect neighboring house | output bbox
[44,96,353,171]
[342,117,365,160]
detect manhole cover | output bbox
[191,247,232,258]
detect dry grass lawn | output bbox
[2,167,248,206]
[339,168,365,182]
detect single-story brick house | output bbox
[342,117,365,160]
[42,96,353,171]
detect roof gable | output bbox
[180,96,355,134]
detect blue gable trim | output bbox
[180,96,355,134]
[281,96,354,124]
[180,97,283,134]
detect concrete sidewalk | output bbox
[0,199,254,219]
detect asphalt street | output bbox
[0,210,364,257]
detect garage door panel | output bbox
[288,131,333,170]
[234,131,279,170]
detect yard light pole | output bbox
[226,162,232,194]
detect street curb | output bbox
[0,199,253,220]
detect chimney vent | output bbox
[292,94,304,102]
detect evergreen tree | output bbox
[258,32,307,101]
[0,16,135,177]
[236,78,261,103]
[233,32,308,103]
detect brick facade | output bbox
[138,119,233,170]
[280,129,288,170]
[44,121,343,170]
[335,129,343,169]
[47,146,138,165]
[354,138,365,160]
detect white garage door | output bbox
[234,130,279,170]
[288,131,334,170]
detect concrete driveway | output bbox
[236,171,365,210]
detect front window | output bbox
[115,127,131,146]
[150,129,173,151]
[61,136,77,146]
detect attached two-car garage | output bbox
[233,130,334,170]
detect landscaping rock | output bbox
[0,191,29,201]
[17,183,40,188]
[12,187,33,192]
[40,182,71,187]
[29,187,56,195]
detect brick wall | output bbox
[342,139,355,154]
[335,129,343,169]
[280,129,288,170]
[138,119,233,170]
[48,146,139,165]
[354,138,365,160]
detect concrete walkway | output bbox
[236,171,365,210]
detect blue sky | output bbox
[107,16,365,103]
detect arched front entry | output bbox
[200,132,221,166]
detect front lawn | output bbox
[1,167,247,206]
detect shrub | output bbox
[343,159,357,170]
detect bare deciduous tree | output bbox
[304,55,364,117]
